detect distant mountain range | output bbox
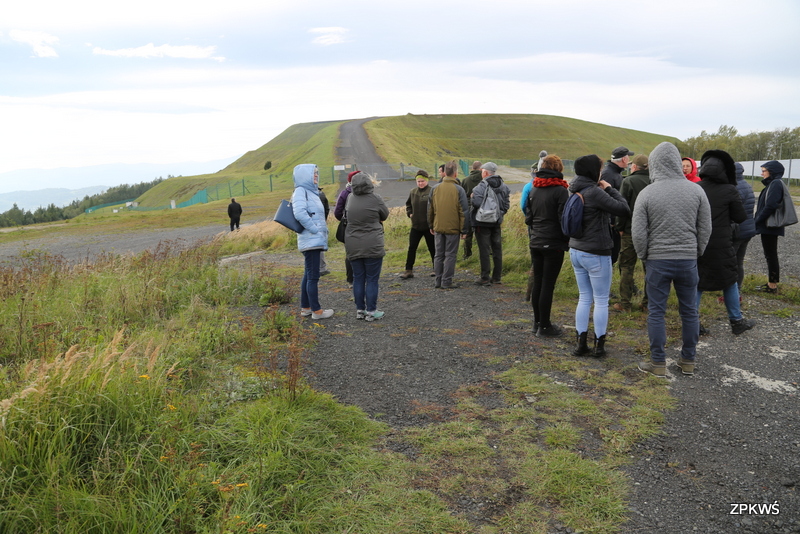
[0,157,238,211]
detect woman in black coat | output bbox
[696,150,754,335]
[753,160,787,293]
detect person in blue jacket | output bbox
[292,164,334,319]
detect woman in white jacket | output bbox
[292,164,334,319]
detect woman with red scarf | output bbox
[682,157,701,183]
[523,155,570,337]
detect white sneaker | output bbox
[311,309,334,319]
[365,310,385,322]
[300,308,313,317]
[356,310,366,320]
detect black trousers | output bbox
[760,234,780,283]
[530,248,565,326]
[405,227,435,270]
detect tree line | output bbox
[0,177,165,228]
[678,126,800,163]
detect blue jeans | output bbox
[570,249,612,336]
[351,257,383,312]
[301,249,322,311]
[697,283,742,321]
[645,259,699,363]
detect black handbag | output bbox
[335,217,347,242]
[766,180,798,228]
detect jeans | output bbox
[300,249,322,311]
[351,257,383,312]
[697,283,742,321]
[433,233,460,287]
[761,234,780,283]
[475,225,503,281]
[570,249,612,336]
[531,248,564,327]
[645,259,699,363]
[405,227,436,270]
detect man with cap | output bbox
[470,162,511,286]
[601,146,634,191]
[614,154,651,312]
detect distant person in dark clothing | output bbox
[400,170,435,279]
[227,198,242,231]
[754,160,789,293]
[733,162,757,290]
[459,161,483,259]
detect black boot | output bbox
[572,331,591,356]
[730,317,755,335]
[593,334,607,357]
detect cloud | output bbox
[309,27,349,46]
[92,43,225,61]
[9,29,59,57]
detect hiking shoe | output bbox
[537,324,563,337]
[491,279,502,285]
[365,310,385,322]
[475,278,492,287]
[311,309,334,320]
[730,317,755,335]
[699,324,710,336]
[755,284,777,294]
[677,358,695,376]
[638,360,667,377]
[300,308,313,317]
[612,302,631,312]
[399,270,414,279]
[319,269,331,277]
[356,310,366,320]
[430,272,436,277]
[441,284,460,290]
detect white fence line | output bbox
[737,159,799,180]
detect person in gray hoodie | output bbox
[632,142,711,377]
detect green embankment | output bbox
[364,113,679,164]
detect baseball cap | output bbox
[612,146,634,159]
[481,162,498,173]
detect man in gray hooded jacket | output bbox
[632,142,711,377]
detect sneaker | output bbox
[612,302,631,312]
[755,284,777,294]
[638,360,667,377]
[441,284,460,290]
[319,269,331,277]
[399,270,414,279]
[356,310,366,320]
[699,324,710,336]
[365,310,385,322]
[677,358,695,376]
[311,309,334,320]
[300,308,313,317]
[491,279,502,285]
[430,272,436,277]
[475,278,492,287]
[730,317,755,335]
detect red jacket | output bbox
[682,157,701,183]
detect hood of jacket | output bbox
[351,172,375,195]
[735,162,745,180]
[293,164,318,193]
[485,174,503,189]
[699,149,737,185]
[761,160,785,184]
[682,157,699,177]
[650,142,686,183]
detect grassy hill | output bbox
[364,113,679,164]
[133,113,678,208]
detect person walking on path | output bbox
[568,155,630,357]
[227,198,242,231]
[334,171,359,285]
[428,160,470,289]
[292,164,334,320]
[632,142,711,376]
[524,154,569,337]
[754,160,788,293]
[400,170,436,279]
[733,162,757,290]
[695,149,754,335]
[345,172,389,321]
[471,162,511,286]
[614,154,651,312]
[460,161,483,259]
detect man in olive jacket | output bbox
[428,160,469,289]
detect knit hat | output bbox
[347,171,359,183]
[574,154,603,182]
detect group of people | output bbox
[289,145,791,375]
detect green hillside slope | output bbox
[364,113,679,164]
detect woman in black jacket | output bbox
[568,155,630,357]
[696,150,754,335]
[524,155,569,337]
[754,160,787,293]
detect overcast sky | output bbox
[2,0,799,181]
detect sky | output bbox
[2,0,799,189]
